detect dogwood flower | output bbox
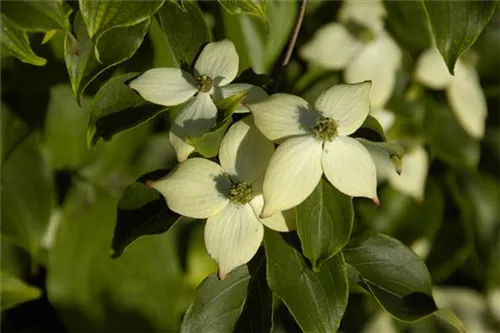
[149,118,293,279]
[414,48,487,139]
[366,143,429,201]
[129,39,267,161]
[300,0,402,110]
[248,82,378,217]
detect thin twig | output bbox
[272,0,308,92]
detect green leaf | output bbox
[264,230,348,333]
[1,271,42,311]
[358,138,405,175]
[87,73,168,148]
[383,1,431,54]
[180,266,251,333]
[0,14,47,66]
[47,185,191,331]
[424,99,480,169]
[65,12,151,104]
[1,138,53,257]
[1,0,72,32]
[423,0,498,74]
[234,252,272,333]
[434,308,466,333]
[78,0,163,41]
[343,232,438,322]
[1,103,31,164]
[186,118,232,158]
[223,0,297,73]
[218,0,267,22]
[111,171,182,258]
[215,90,248,118]
[43,84,90,169]
[357,115,387,142]
[156,1,211,66]
[296,177,353,271]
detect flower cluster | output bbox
[129,39,381,279]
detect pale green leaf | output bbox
[1,271,42,311]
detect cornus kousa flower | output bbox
[149,118,293,280]
[129,39,267,161]
[414,48,487,139]
[300,0,402,111]
[248,82,378,218]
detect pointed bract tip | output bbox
[372,197,380,206]
[145,180,154,189]
[217,270,227,281]
[396,168,403,176]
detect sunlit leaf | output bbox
[1,271,42,311]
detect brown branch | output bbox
[272,0,308,92]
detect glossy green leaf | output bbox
[383,1,431,54]
[1,0,71,32]
[43,85,90,169]
[1,271,42,311]
[65,12,151,104]
[423,0,497,74]
[111,173,182,258]
[424,99,480,169]
[296,177,353,271]
[47,185,191,331]
[1,103,31,164]
[1,138,53,257]
[156,1,211,66]
[186,118,232,158]
[223,0,297,73]
[264,230,348,333]
[87,73,168,148]
[180,266,250,333]
[0,14,47,66]
[343,232,439,322]
[78,0,163,40]
[218,0,267,22]
[234,252,272,333]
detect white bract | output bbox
[150,118,293,280]
[129,39,267,161]
[414,48,487,139]
[366,143,429,201]
[300,0,402,110]
[249,82,378,217]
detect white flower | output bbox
[248,82,378,217]
[149,117,293,279]
[414,48,487,139]
[300,0,402,109]
[129,39,268,161]
[366,143,429,201]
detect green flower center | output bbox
[229,181,253,205]
[344,20,375,43]
[312,116,338,142]
[196,74,213,92]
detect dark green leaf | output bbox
[1,103,31,164]
[87,73,168,148]
[218,0,267,22]
[1,0,72,32]
[185,118,232,158]
[180,266,251,333]
[383,1,431,54]
[43,84,90,169]
[223,0,297,73]
[234,252,272,333]
[78,0,163,41]
[1,138,53,257]
[264,230,348,333]
[156,1,211,65]
[1,271,42,311]
[424,99,480,169]
[423,0,498,74]
[0,13,47,66]
[47,185,191,331]
[65,12,151,104]
[296,177,353,270]
[357,115,387,142]
[343,232,438,322]
[111,173,182,258]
